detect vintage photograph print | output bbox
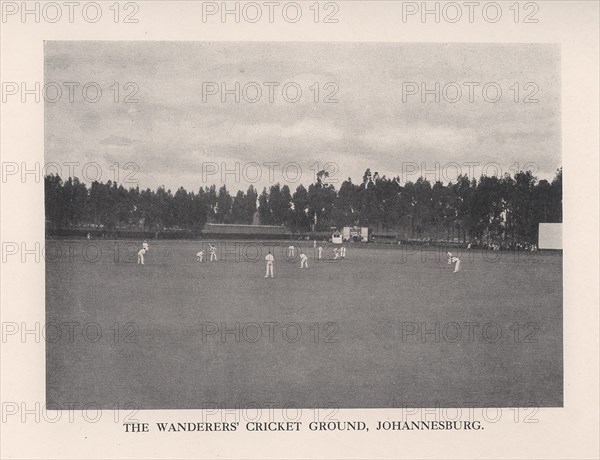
[44,41,562,409]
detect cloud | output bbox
[217,119,344,145]
[45,42,561,190]
[358,122,478,154]
[100,135,135,146]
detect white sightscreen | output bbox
[538,223,562,249]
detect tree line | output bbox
[45,167,562,244]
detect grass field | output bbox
[46,239,562,409]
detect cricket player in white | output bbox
[265,251,274,277]
[209,244,217,262]
[333,248,340,260]
[137,248,147,265]
[287,245,295,257]
[318,246,323,259]
[340,246,346,258]
[447,252,461,273]
[196,250,204,262]
[300,252,308,269]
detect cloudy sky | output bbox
[45,41,560,192]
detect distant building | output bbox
[332,231,343,244]
[538,223,562,249]
[203,223,290,238]
[342,226,369,242]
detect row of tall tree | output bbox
[45,168,562,244]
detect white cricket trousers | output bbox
[266,262,274,277]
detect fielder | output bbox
[447,252,461,273]
[265,251,274,277]
[287,245,295,257]
[196,250,204,262]
[137,247,147,265]
[209,244,217,262]
[300,252,308,269]
[318,245,323,259]
[340,246,346,258]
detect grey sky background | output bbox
[45,41,560,192]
